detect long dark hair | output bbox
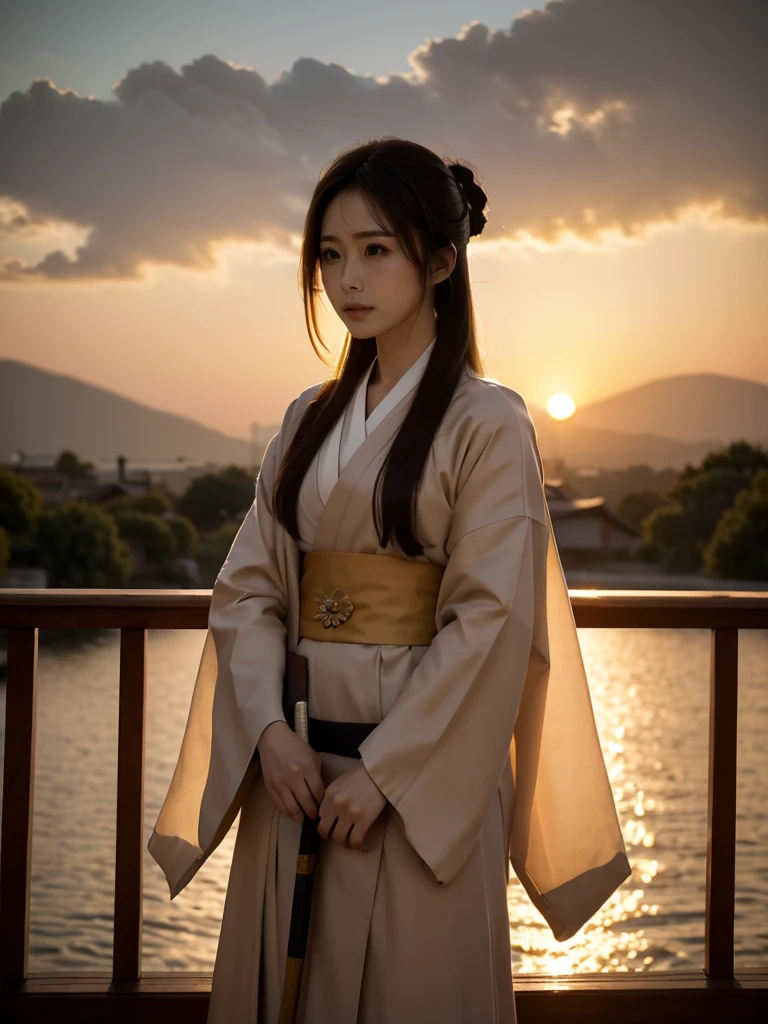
[273,136,489,557]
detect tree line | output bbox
[0,452,259,587]
[2,439,767,587]
[558,440,768,579]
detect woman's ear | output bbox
[430,242,457,285]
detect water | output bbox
[0,626,766,976]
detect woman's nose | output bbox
[340,258,364,290]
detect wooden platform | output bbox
[2,971,767,1022]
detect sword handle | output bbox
[294,700,309,743]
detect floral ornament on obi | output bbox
[313,588,354,628]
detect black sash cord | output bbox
[307,717,376,759]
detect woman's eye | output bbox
[320,244,388,261]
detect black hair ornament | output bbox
[447,163,488,238]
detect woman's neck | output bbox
[369,333,436,391]
[365,333,435,420]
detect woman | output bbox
[148,137,631,1023]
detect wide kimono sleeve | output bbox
[147,427,289,899]
[358,393,631,941]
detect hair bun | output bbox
[448,162,488,238]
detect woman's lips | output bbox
[345,306,373,318]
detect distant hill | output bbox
[1,359,761,474]
[527,408,718,471]
[0,359,279,466]
[573,373,768,446]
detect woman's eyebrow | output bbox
[320,230,396,241]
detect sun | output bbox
[547,393,576,420]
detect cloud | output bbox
[0,0,764,282]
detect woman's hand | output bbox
[317,761,388,852]
[257,721,325,824]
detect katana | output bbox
[277,699,320,1024]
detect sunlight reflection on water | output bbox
[0,625,765,974]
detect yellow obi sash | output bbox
[299,551,445,646]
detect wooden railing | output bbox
[0,589,767,1023]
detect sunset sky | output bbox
[1,0,765,438]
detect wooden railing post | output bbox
[112,627,147,981]
[0,627,39,983]
[704,626,739,979]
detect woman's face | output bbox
[318,188,426,340]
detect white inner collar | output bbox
[354,334,437,436]
[315,334,438,506]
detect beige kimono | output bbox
[148,354,631,1024]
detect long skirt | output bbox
[206,750,517,1024]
